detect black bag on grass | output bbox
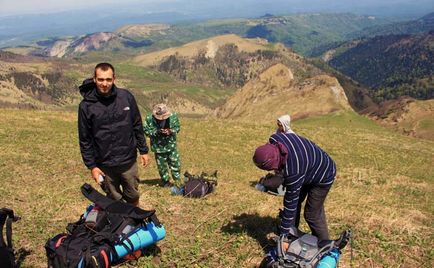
[183,171,218,198]
[259,173,285,196]
[45,183,163,268]
[46,231,114,268]
[0,208,19,268]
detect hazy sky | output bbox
[1,0,433,17]
[0,0,144,15]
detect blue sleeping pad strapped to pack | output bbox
[45,183,166,267]
[113,221,165,258]
[316,249,340,268]
[260,229,351,268]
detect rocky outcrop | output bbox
[71,32,116,54]
[215,63,352,122]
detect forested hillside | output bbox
[349,12,434,39]
[327,32,434,102]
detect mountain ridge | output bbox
[215,63,352,122]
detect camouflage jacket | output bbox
[143,112,180,153]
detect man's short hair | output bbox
[94,62,115,77]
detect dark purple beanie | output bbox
[253,143,281,170]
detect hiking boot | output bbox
[335,229,352,249]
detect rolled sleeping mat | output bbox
[114,222,166,259]
[317,248,340,268]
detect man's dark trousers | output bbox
[295,184,332,241]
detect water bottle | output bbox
[170,186,185,195]
[84,204,101,229]
[255,183,266,192]
[317,248,340,268]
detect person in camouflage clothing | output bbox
[144,103,181,187]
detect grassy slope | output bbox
[114,63,233,112]
[0,109,432,267]
[0,58,232,113]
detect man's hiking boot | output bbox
[335,229,352,249]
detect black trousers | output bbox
[294,184,332,241]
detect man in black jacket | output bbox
[78,62,149,206]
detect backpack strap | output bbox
[276,235,288,262]
[81,184,158,223]
[0,208,19,249]
[185,171,218,186]
[303,241,336,266]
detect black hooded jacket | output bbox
[78,79,148,169]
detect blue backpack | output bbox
[260,229,351,268]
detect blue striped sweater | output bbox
[269,132,336,234]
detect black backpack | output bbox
[183,171,218,198]
[259,173,285,196]
[0,208,19,268]
[45,183,162,268]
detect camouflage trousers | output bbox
[155,150,181,182]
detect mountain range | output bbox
[3,13,396,57]
[2,0,433,47]
[0,11,433,139]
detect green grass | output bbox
[0,109,432,267]
[116,64,174,84]
[54,60,233,112]
[108,63,234,111]
[419,118,434,130]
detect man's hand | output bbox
[91,167,104,185]
[140,154,150,168]
[282,241,289,252]
[160,129,172,136]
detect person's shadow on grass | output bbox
[221,213,279,251]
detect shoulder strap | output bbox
[81,184,158,223]
[0,208,19,249]
[303,241,336,266]
[276,235,288,262]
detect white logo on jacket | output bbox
[123,107,130,111]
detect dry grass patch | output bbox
[0,109,432,267]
